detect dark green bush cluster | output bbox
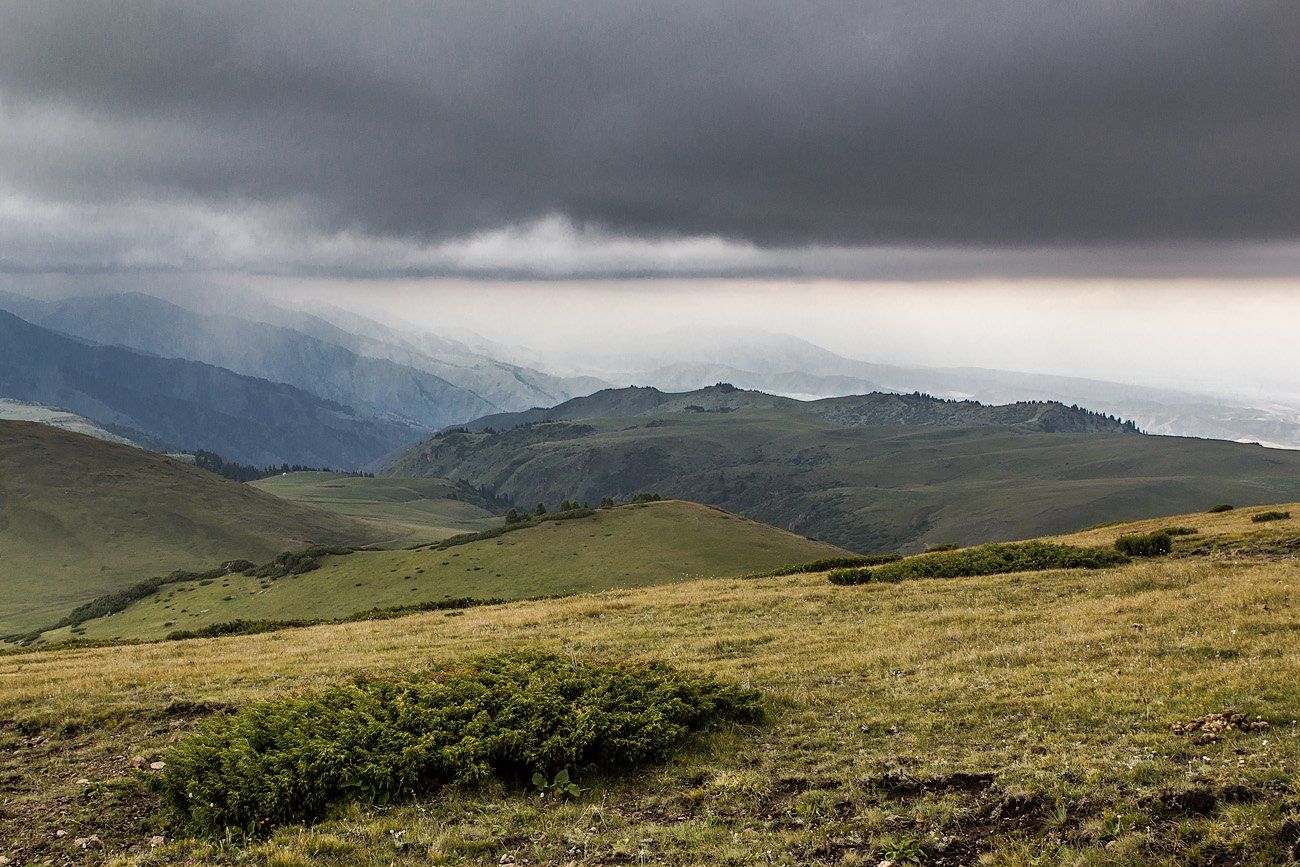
[156,652,762,836]
[828,541,1128,585]
[741,554,902,580]
[1114,531,1173,557]
[1208,504,1235,513]
[630,492,663,503]
[924,543,959,553]
[1163,526,1199,536]
[1251,510,1291,523]
[248,545,355,578]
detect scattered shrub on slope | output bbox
[1251,510,1291,523]
[157,651,762,836]
[828,541,1127,585]
[741,554,902,580]
[1115,531,1174,557]
[1208,504,1235,513]
[414,508,596,551]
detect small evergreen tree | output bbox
[599,496,614,509]
[535,503,547,516]
[504,507,521,524]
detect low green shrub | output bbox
[1163,527,1199,536]
[741,554,902,580]
[1208,504,1235,513]
[1114,531,1173,557]
[157,652,762,836]
[924,543,959,553]
[1251,510,1291,523]
[828,541,1127,585]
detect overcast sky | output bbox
[1,2,1297,394]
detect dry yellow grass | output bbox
[1052,501,1300,547]
[4,534,1300,865]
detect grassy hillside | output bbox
[0,422,375,638]
[46,501,849,642]
[449,383,1137,435]
[385,403,1300,553]
[1053,500,1300,548]
[4,507,1300,864]
[248,472,501,545]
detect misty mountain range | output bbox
[1,290,1298,470]
[540,327,1300,450]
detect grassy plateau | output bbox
[248,472,501,546]
[40,501,849,643]
[2,502,1298,864]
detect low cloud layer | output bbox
[1,2,1296,278]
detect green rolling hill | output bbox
[385,385,1300,553]
[248,472,502,546]
[0,421,375,639]
[44,500,849,642]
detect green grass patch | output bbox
[156,651,762,836]
[17,546,361,643]
[1115,531,1174,557]
[1251,510,1291,523]
[249,472,503,546]
[828,541,1127,585]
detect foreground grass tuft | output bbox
[828,540,1127,585]
[156,651,762,837]
[1114,531,1174,557]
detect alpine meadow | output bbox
[2,3,1299,866]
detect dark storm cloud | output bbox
[0,1,1296,276]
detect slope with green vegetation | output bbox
[4,503,1300,864]
[248,471,502,545]
[385,392,1300,552]
[41,501,850,642]
[0,421,374,639]
[443,383,1138,435]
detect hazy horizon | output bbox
[2,3,1298,406]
